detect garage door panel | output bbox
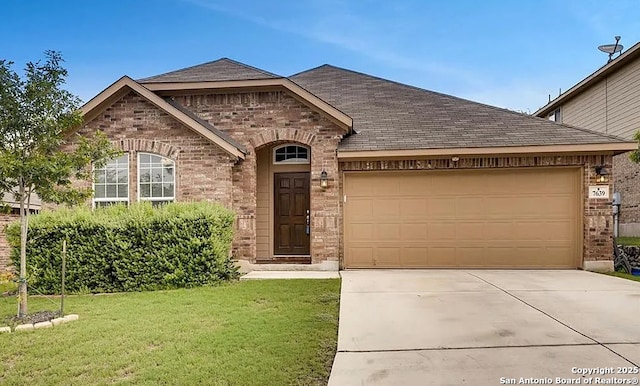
[429,222,457,240]
[400,198,428,216]
[456,222,485,240]
[373,199,400,217]
[375,247,401,266]
[348,247,374,266]
[427,247,457,267]
[428,198,457,218]
[377,223,401,241]
[400,223,428,241]
[344,168,580,268]
[349,198,373,219]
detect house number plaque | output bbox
[588,186,609,199]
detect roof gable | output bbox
[138,58,280,83]
[290,65,635,154]
[80,76,246,159]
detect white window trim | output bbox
[137,153,176,203]
[92,153,130,208]
[272,144,310,164]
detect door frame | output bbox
[273,171,311,260]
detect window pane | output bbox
[140,154,150,164]
[95,170,106,184]
[139,168,150,183]
[299,147,308,158]
[152,184,162,197]
[106,185,116,198]
[275,153,285,162]
[95,185,105,198]
[116,154,128,163]
[163,168,174,182]
[106,169,117,183]
[151,155,161,164]
[140,183,150,198]
[117,184,128,198]
[151,168,163,183]
[163,183,174,198]
[117,168,128,183]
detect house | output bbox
[535,41,640,237]
[10,58,636,273]
[0,193,41,272]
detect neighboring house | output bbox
[0,193,41,272]
[11,58,637,273]
[535,41,640,236]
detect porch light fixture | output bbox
[451,156,460,162]
[595,165,608,183]
[320,170,328,188]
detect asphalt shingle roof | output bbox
[138,58,280,83]
[290,65,628,151]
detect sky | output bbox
[2,0,640,114]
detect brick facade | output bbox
[171,92,345,263]
[613,153,640,236]
[6,88,612,271]
[340,154,614,266]
[0,213,19,272]
[77,90,345,264]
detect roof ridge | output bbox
[298,64,630,143]
[288,64,332,78]
[138,58,280,83]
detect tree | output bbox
[0,51,120,317]
[630,131,640,164]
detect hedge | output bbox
[6,202,238,294]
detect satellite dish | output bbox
[598,44,623,54]
[598,36,623,63]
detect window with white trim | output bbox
[93,154,129,208]
[273,144,310,164]
[138,153,175,206]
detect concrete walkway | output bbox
[240,271,340,280]
[329,270,640,385]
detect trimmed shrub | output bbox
[6,202,238,294]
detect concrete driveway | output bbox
[329,270,640,385]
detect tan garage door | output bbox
[343,168,581,268]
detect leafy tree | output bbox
[630,131,640,164]
[0,51,120,317]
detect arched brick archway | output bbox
[114,139,180,160]
[248,128,316,151]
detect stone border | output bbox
[0,314,79,333]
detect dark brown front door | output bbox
[274,172,310,255]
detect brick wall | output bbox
[340,154,614,266]
[78,92,237,208]
[79,90,345,264]
[613,153,640,235]
[172,91,345,263]
[0,213,19,272]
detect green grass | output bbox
[0,279,340,385]
[606,271,640,282]
[615,236,640,246]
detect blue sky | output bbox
[2,0,639,113]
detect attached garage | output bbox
[344,167,581,269]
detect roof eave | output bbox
[535,41,640,117]
[337,143,638,160]
[80,77,246,160]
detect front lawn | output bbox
[0,279,340,385]
[606,271,640,283]
[616,236,640,246]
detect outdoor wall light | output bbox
[595,165,608,183]
[451,156,460,162]
[320,170,328,188]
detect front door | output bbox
[274,172,310,255]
